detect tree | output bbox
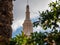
[0,0,14,45]
[33,0,60,30]
[10,37,16,45]
[47,30,60,45]
[10,32,47,45]
[10,32,28,45]
[26,32,47,45]
[33,0,60,45]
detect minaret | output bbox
[23,0,33,36]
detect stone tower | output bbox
[23,1,33,36]
[0,0,14,45]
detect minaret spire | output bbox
[27,0,29,5]
[26,0,30,20]
[23,0,33,36]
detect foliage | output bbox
[10,31,60,45]
[10,37,16,45]
[10,32,28,45]
[26,32,47,45]
[47,30,60,45]
[33,0,60,45]
[33,0,60,30]
[10,32,47,45]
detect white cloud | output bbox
[33,26,43,32]
[33,26,52,33]
[12,19,24,32]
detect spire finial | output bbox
[27,0,29,5]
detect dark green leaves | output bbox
[33,0,60,30]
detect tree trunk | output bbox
[0,0,14,45]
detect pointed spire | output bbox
[27,0,29,5]
[26,0,29,10]
[26,5,29,12]
[26,0,30,20]
[26,0,29,11]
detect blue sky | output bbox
[12,0,56,37]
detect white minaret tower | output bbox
[23,0,33,36]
